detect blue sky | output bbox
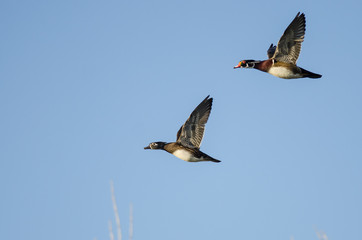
[1,0,361,239]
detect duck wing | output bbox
[176,96,213,149]
[272,12,306,64]
[267,43,276,59]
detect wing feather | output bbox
[176,96,213,149]
[272,12,306,64]
[267,43,276,59]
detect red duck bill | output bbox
[234,62,242,69]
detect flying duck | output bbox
[234,12,322,79]
[144,95,220,163]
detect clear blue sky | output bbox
[1,0,361,239]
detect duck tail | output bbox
[301,68,322,79]
[199,152,221,163]
[208,158,221,163]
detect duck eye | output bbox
[242,60,246,64]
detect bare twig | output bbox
[108,220,115,240]
[316,229,328,240]
[129,203,133,240]
[110,180,122,240]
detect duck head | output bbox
[144,142,166,150]
[234,60,259,69]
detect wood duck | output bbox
[144,96,220,163]
[234,12,322,79]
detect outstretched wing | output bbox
[267,43,276,59]
[176,96,213,149]
[272,12,306,64]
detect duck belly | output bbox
[268,67,302,79]
[173,149,200,162]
